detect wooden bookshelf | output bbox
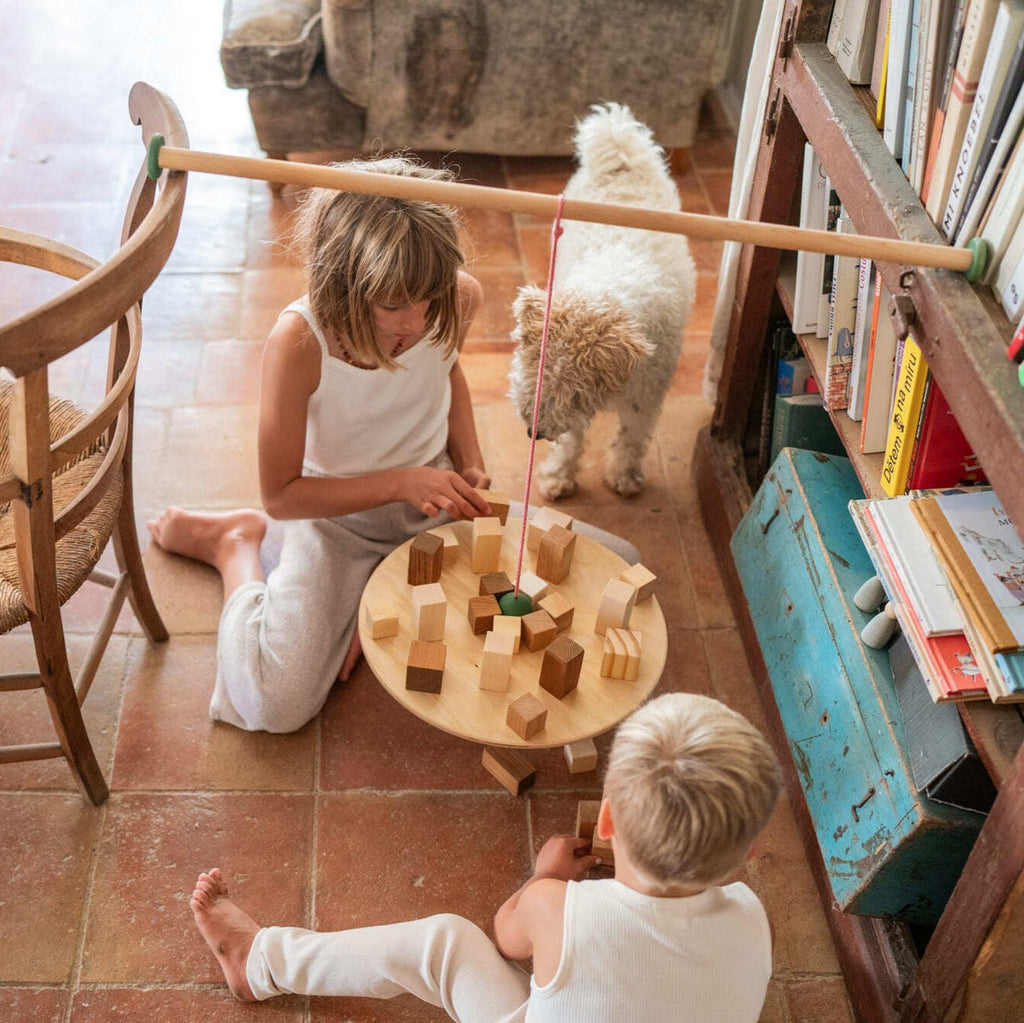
[694,2,1024,1020]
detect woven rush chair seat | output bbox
[0,381,123,633]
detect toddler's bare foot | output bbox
[190,868,259,1002]
[338,628,363,682]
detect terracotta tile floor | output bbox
[0,3,853,1021]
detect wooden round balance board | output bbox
[359,517,667,748]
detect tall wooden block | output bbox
[522,609,558,652]
[432,526,460,567]
[564,738,598,773]
[492,614,522,653]
[406,640,446,693]
[539,634,584,698]
[517,571,549,605]
[480,629,515,691]
[364,601,399,639]
[471,516,503,573]
[527,506,574,551]
[539,591,574,633]
[412,582,447,641]
[467,594,501,635]
[408,531,444,585]
[482,746,536,795]
[594,578,636,635]
[479,571,513,599]
[536,524,577,583]
[477,489,510,525]
[575,799,614,865]
[506,691,548,739]
[620,562,657,602]
[600,627,642,681]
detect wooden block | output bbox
[476,489,510,525]
[479,571,513,599]
[480,629,515,691]
[518,571,549,605]
[412,582,447,641]
[594,578,636,635]
[432,526,460,567]
[408,531,444,585]
[506,691,548,739]
[620,562,657,602]
[591,830,615,866]
[364,602,399,640]
[406,640,446,693]
[539,634,584,698]
[536,524,577,583]
[467,594,501,635]
[564,738,598,773]
[574,799,613,865]
[528,506,574,551]
[482,746,536,795]
[471,516,503,573]
[492,614,522,653]
[539,591,574,633]
[601,628,642,681]
[522,609,558,653]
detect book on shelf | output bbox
[925,0,1001,225]
[939,0,1024,239]
[793,144,829,335]
[817,181,843,339]
[978,127,1024,283]
[993,213,1024,319]
[881,333,928,495]
[838,0,884,82]
[824,212,860,410]
[770,392,845,465]
[902,0,924,177]
[906,373,986,489]
[872,0,894,100]
[860,275,900,452]
[885,0,916,159]
[829,0,852,56]
[847,259,877,420]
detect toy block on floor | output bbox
[539,635,584,698]
[480,629,515,691]
[406,640,446,693]
[620,562,657,602]
[528,506,574,551]
[536,524,577,583]
[539,591,574,633]
[432,526,460,567]
[600,627,642,681]
[522,609,558,652]
[408,531,444,585]
[506,692,548,739]
[467,594,501,635]
[517,571,548,605]
[482,746,536,795]
[492,614,522,653]
[594,578,636,635]
[479,571,513,599]
[564,738,598,773]
[412,582,447,641]
[471,516,503,573]
[476,489,510,525]
[575,799,614,865]
[364,601,399,640]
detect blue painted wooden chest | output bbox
[731,448,983,923]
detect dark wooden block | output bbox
[506,692,548,739]
[521,609,558,652]
[477,489,510,525]
[482,746,536,795]
[539,591,574,633]
[405,639,446,693]
[467,594,501,635]
[408,532,444,586]
[479,571,514,599]
[539,634,584,698]
[536,523,576,583]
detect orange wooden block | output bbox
[406,640,446,693]
[539,634,584,698]
[477,489,510,525]
[522,609,558,652]
[408,531,444,585]
[482,746,536,795]
[506,691,548,739]
[480,629,515,691]
[564,738,598,773]
[620,562,657,602]
[600,627,642,681]
[539,591,574,633]
[471,516,503,573]
[536,524,577,583]
[492,614,522,653]
[364,601,399,639]
[594,577,636,635]
[479,571,513,599]
[467,594,501,635]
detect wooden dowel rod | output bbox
[157,146,974,273]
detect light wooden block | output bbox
[506,691,548,739]
[575,799,613,865]
[492,614,522,653]
[467,594,501,635]
[539,634,584,698]
[482,746,536,795]
[536,524,577,583]
[620,562,657,602]
[594,577,636,635]
[406,640,446,693]
[432,526,460,567]
[476,489,510,525]
[364,602,399,640]
[564,738,598,773]
[471,516,503,573]
[408,531,444,585]
[522,609,558,653]
[527,506,574,551]
[517,571,549,605]
[539,591,574,633]
[412,582,447,641]
[480,629,515,691]
[600,627,642,681]
[479,571,513,599]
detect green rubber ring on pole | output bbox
[146,133,165,181]
[965,237,989,283]
[498,591,533,617]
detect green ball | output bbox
[498,591,533,617]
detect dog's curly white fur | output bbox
[508,103,696,499]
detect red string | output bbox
[513,194,566,596]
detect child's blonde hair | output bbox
[294,156,465,370]
[604,693,781,887]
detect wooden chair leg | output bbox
[112,493,168,643]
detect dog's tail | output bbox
[572,102,671,186]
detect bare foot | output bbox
[338,628,363,682]
[190,868,260,1002]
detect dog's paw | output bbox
[604,466,645,498]
[538,471,578,501]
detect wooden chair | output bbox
[0,83,188,804]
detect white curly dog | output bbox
[508,102,696,500]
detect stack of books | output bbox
[849,487,1024,703]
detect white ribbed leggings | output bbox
[247,913,531,1022]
